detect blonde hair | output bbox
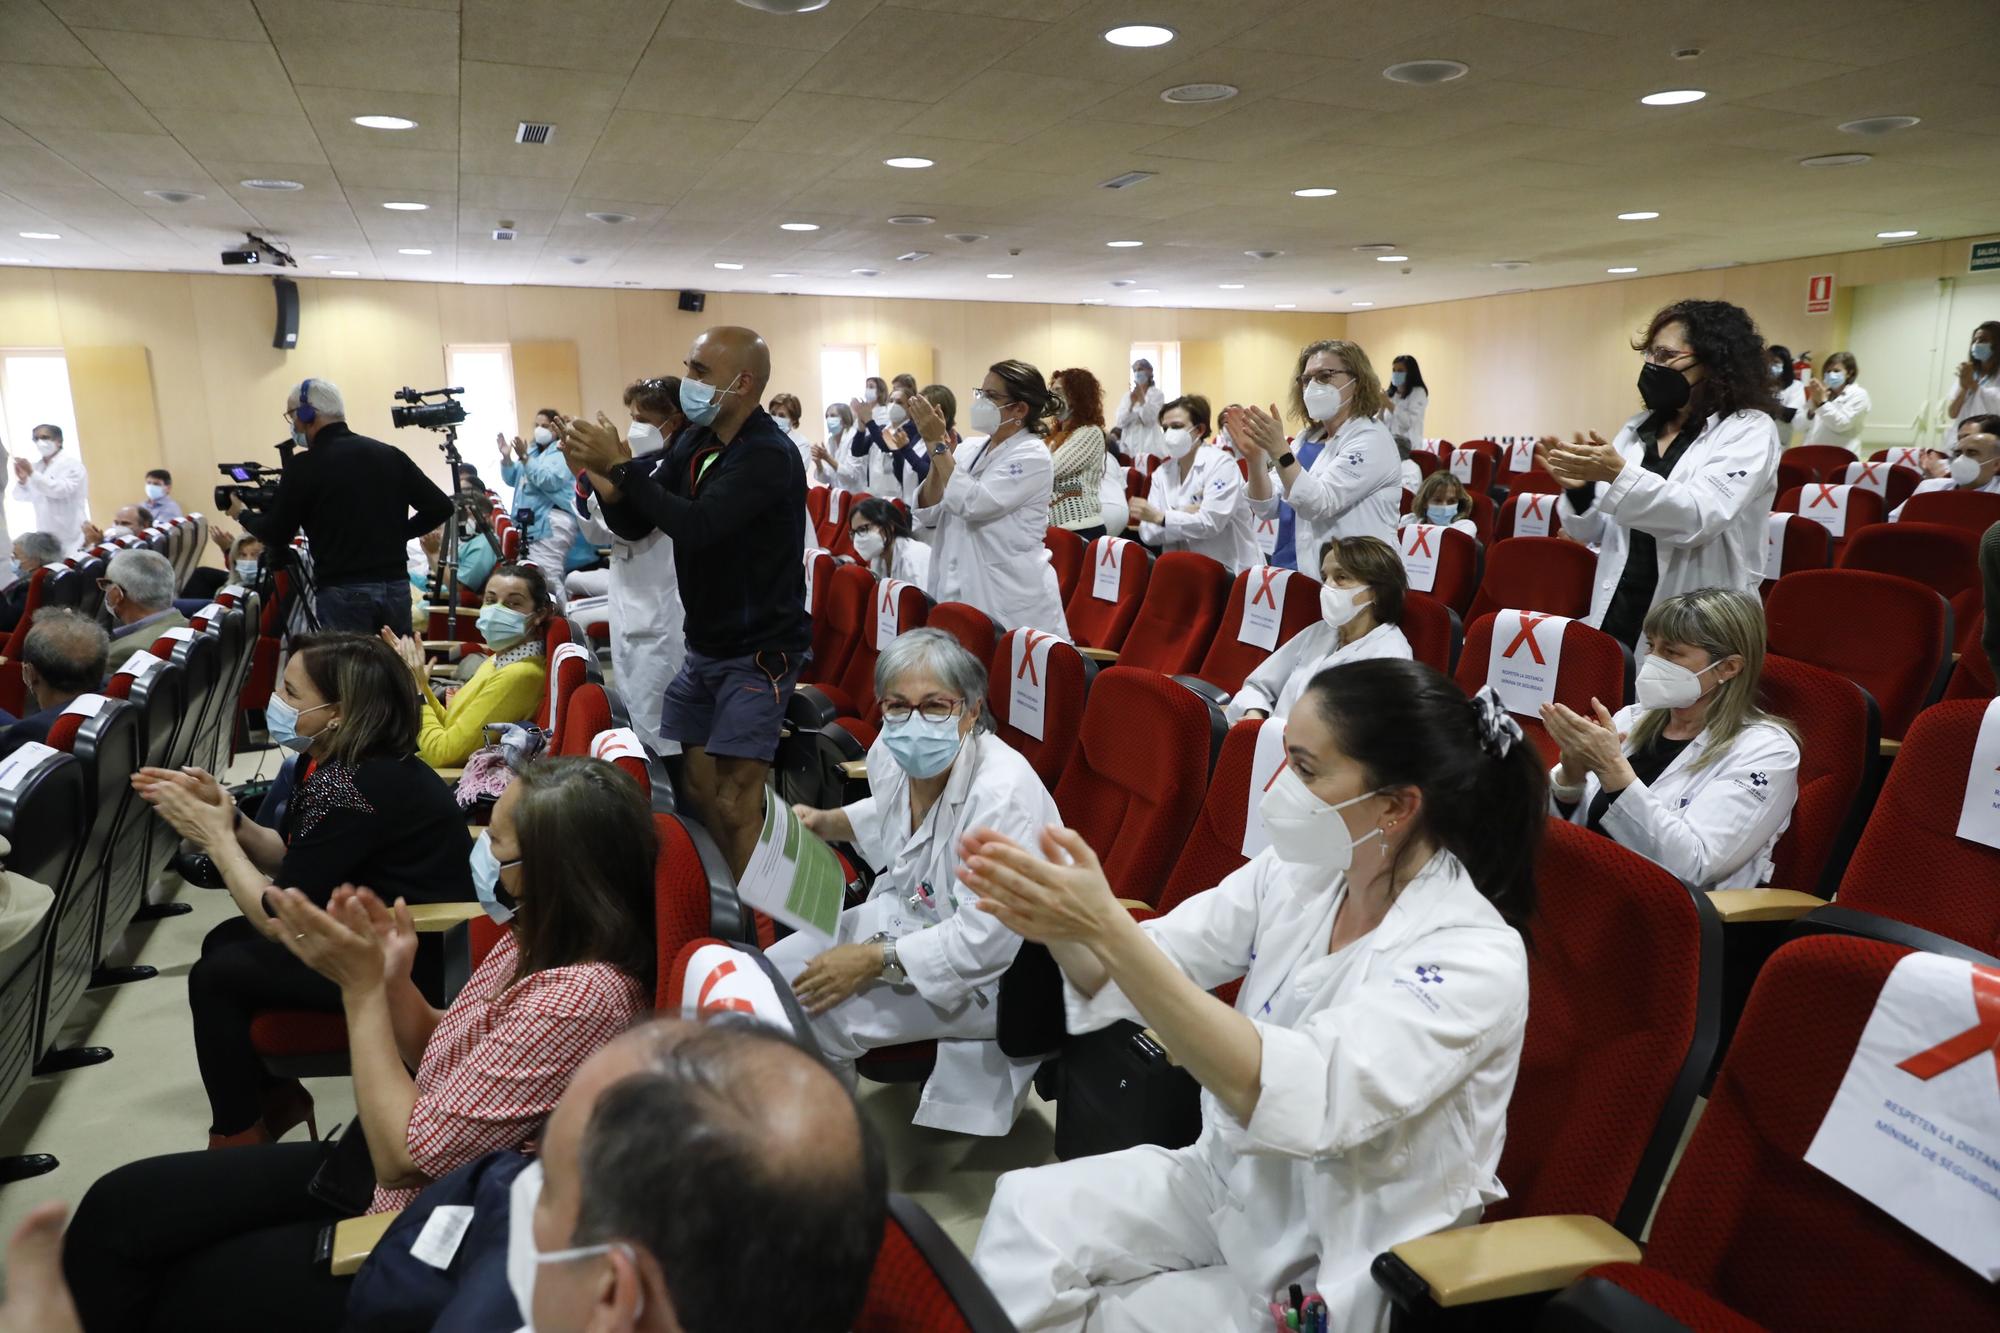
[1630,588,1796,771]
[1285,339,1388,428]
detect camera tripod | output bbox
[427,424,468,640]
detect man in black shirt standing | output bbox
[234,378,453,636]
[561,326,808,878]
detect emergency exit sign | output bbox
[1805,272,1835,315]
[1971,240,2000,273]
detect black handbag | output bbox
[306,1119,379,1217]
[1051,1021,1204,1161]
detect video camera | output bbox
[391,385,468,431]
[215,460,282,512]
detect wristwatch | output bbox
[871,931,906,985]
[1277,451,1296,469]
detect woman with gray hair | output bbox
[773,627,1059,1136]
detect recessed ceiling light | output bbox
[1491,260,1532,270]
[353,114,417,130]
[1639,89,1706,106]
[1877,229,1919,239]
[306,253,339,260]
[562,255,589,265]
[1103,24,1174,47]
[1352,243,1397,253]
[1800,152,1872,168]
[1135,288,1159,294]
[1218,283,1244,289]
[1109,279,1135,288]
[713,262,744,270]
[585,211,633,224]
[1274,303,1296,309]
[1245,249,1283,260]
[1375,254,1408,262]
[1106,239,1143,248]
[1839,115,1920,135]
[1617,211,1659,220]
[1607,266,1639,274]
[883,156,933,169]
[851,267,880,276]
[18,231,59,240]
[1160,82,1237,104]
[889,215,937,226]
[1351,301,1374,307]
[330,269,359,276]
[397,248,431,255]
[1382,59,1469,85]
[145,189,204,204]
[382,200,428,211]
[1293,187,1338,198]
[241,178,303,191]
[986,272,1013,279]
[780,221,819,232]
[945,232,986,244]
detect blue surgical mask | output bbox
[264,693,331,752]
[291,427,309,448]
[469,830,520,924]
[1391,370,1407,389]
[7,560,20,583]
[476,603,530,645]
[1823,370,1847,390]
[235,558,260,583]
[1973,341,1993,366]
[881,712,964,778]
[145,482,166,501]
[678,375,733,426]
[1426,504,1460,526]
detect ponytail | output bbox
[1303,659,1546,931]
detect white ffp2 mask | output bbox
[1257,764,1382,873]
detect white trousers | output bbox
[973,1145,1265,1332]
[565,568,612,601]
[523,508,577,609]
[565,592,611,633]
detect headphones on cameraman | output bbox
[294,378,317,426]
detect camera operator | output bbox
[232,378,453,635]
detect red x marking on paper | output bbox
[1016,630,1048,684]
[1896,965,2000,1095]
[1250,568,1282,608]
[1807,484,1840,510]
[697,959,754,1014]
[1502,613,1552,664]
[1405,527,1434,557]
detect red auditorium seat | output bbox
[1443,441,1498,494]
[1408,448,1441,480]
[1184,565,1322,696]
[1063,536,1151,652]
[647,814,719,1009]
[1760,513,1830,591]
[1941,613,1994,699]
[1894,486,2000,535]
[803,548,836,620]
[536,641,592,750]
[1466,536,1596,623]
[1372,820,1718,1322]
[1496,491,1566,540]
[1820,699,2000,954]
[1396,524,1482,618]
[1774,458,1813,495]
[1044,527,1086,604]
[1775,482,1884,561]
[816,488,856,551]
[1453,613,1631,764]
[857,1195,1017,1333]
[1103,551,1231,674]
[1837,521,1982,608]
[803,563,872,691]
[1150,718,1263,920]
[1837,458,1921,513]
[1400,591,1463,675]
[924,601,997,671]
[1052,666,1220,906]
[1541,933,1996,1332]
[1765,570,1946,742]
[806,485,830,533]
[1756,655,1874,894]
[553,682,612,755]
[987,628,1094,789]
[1782,443,1857,480]
[809,577,932,741]
[1494,439,1544,486]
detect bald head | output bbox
[686,327,771,440]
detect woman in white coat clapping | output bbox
[847,496,931,590]
[1542,299,1781,650]
[1116,358,1165,462]
[777,630,1056,1135]
[1233,535,1411,721]
[1129,394,1259,573]
[1800,350,1870,450]
[1540,588,1799,891]
[1766,345,1808,447]
[968,660,1543,1331]
[1386,354,1430,447]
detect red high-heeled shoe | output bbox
[207,1123,272,1150]
[259,1079,319,1142]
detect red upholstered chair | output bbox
[0,565,50,660]
[1759,513,1830,593]
[1941,613,1994,699]
[925,601,997,670]
[1774,483,1884,561]
[1765,570,1946,742]
[1105,551,1231,675]
[1443,441,1497,494]
[806,485,830,533]
[1466,537,1596,622]
[585,728,652,796]
[1408,448,1441,480]
[1756,655,1874,895]
[987,629,1094,789]
[648,814,717,1008]
[1374,820,1719,1323]
[816,488,856,552]
[856,1194,1016,1333]
[1044,526,1086,604]
[808,577,933,726]
[1453,614,1632,764]
[1837,521,1982,607]
[1824,699,2000,954]
[1895,485,2000,536]
[553,682,612,756]
[802,549,836,624]
[803,563,871,690]
[1063,537,1152,652]
[1401,591,1463,676]
[1463,492,1496,546]
[1153,718,1263,916]
[1540,934,1997,1333]
[1774,458,1814,495]
[1052,666,1220,906]
[536,642,593,750]
[1399,524,1483,618]
[1783,443,1857,479]
[1836,459,1921,513]
[1184,565,1323,696]
[1495,491,1566,540]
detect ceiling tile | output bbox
[0,63,160,132]
[461,0,670,74]
[735,91,920,158]
[151,104,326,164]
[792,4,1044,104]
[898,69,1116,144]
[653,0,886,51]
[621,38,821,121]
[47,0,265,39]
[5,0,101,66]
[256,0,462,95]
[73,29,296,113]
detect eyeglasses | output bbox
[1298,368,1352,387]
[880,698,963,724]
[972,388,1013,405]
[1642,345,1696,367]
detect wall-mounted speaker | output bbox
[677,290,706,313]
[272,276,299,350]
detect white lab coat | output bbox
[1560,409,1779,641]
[914,431,1069,636]
[838,425,927,505]
[865,536,932,591]
[1773,379,1808,447]
[1250,414,1402,576]
[810,427,848,488]
[768,731,1058,1135]
[1398,458,1423,494]
[575,484,684,756]
[1951,373,2000,429]
[1116,383,1165,460]
[11,448,90,552]
[1098,469,1130,539]
[1398,512,1478,540]
[1551,705,1800,891]
[1892,472,2000,520]
[1387,387,1429,443]
[973,848,1528,1333]
[1230,620,1412,721]
[1138,444,1259,574]
[1801,383,1871,448]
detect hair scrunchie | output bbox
[1468,685,1524,760]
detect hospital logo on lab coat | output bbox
[1415,965,1444,984]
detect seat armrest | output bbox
[1378,1215,1640,1308]
[1879,737,1901,757]
[1706,888,1825,924]
[839,759,868,781]
[408,902,484,932]
[329,1210,400,1277]
[1077,647,1120,663]
[787,684,843,731]
[433,766,465,782]
[1170,674,1231,709]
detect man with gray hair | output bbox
[236,377,453,635]
[101,549,186,676]
[0,607,110,759]
[0,531,64,634]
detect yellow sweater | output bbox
[417,654,548,767]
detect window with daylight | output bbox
[819,343,880,431]
[445,344,519,457]
[0,350,81,540]
[1129,341,1182,401]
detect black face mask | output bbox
[1638,360,1692,414]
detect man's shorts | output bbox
[659,648,805,762]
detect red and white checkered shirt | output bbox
[368,933,645,1214]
